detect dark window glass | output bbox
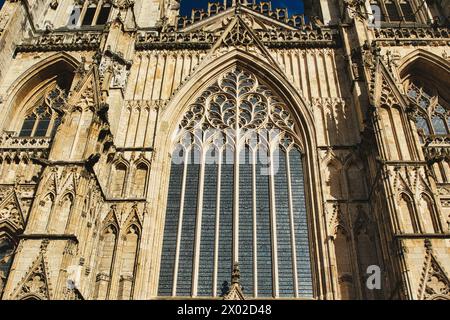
[198,147,218,296]
[96,5,111,25]
[19,114,36,137]
[176,147,200,296]
[401,1,415,21]
[275,149,295,297]
[416,116,431,136]
[217,147,233,296]
[386,2,401,21]
[432,116,447,134]
[239,146,254,296]
[50,116,62,138]
[256,147,273,297]
[82,6,96,26]
[34,115,51,137]
[290,149,313,297]
[158,149,185,296]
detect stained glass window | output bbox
[158,68,312,298]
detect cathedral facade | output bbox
[0,0,449,300]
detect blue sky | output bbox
[181,0,304,17]
[0,0,4,9]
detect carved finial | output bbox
[425,238,433,253]
[231,262,240,285]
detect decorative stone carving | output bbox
[418,241,450,300]
[12,254,51,300]
[98,49,132,90]
[223,262,245,300]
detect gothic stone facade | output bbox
[0,0,449,300]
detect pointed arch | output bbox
[119,223,140,300]
[323,156,343,200]
[399,50,450,101]
[130,159,150,198]
[333,225,355,300]
[94,223,118,300]
[153,51,322,299]
[53,193,74,234]
[34,193,55,234]
[343,156,366,200]
[1,52,79,132]
[160,50,316,152]
[418,193,440,234]
[109,160,129,198]
[397,192,418,234]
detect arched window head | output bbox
[19,86,66,138]
[158,67,313,298]
[407,81,450,139]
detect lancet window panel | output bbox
[370,0,419,23]
[68,1,112,27]
[158,68,313,298]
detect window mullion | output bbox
[213,151,222,297]
[30,112,39,137]
[269,147,279,298]
[77,2,88,27]
[252,149,258,298]
[192,148,206,296]
[92,0,103,25]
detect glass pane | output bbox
[82,6,96,26]
[432,116,447,134]
[256,147,273,297]
[158,149,185,296]
[96,5,111,25]
[50,116,62,138]
[217,147,233,296]
[289,149,313,297]
[34,117,51,137]
[401,2,415,21]
[275,148,295,297]
[19,115,36,137]
[239,147,254,297]
[198,148,218,296]
[176,147,200,296]
[386,2,401,20]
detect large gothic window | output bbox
[407,81,450,142]
[158,68,313,298]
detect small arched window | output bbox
[407,81,450,138]
[19,86,66,138]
